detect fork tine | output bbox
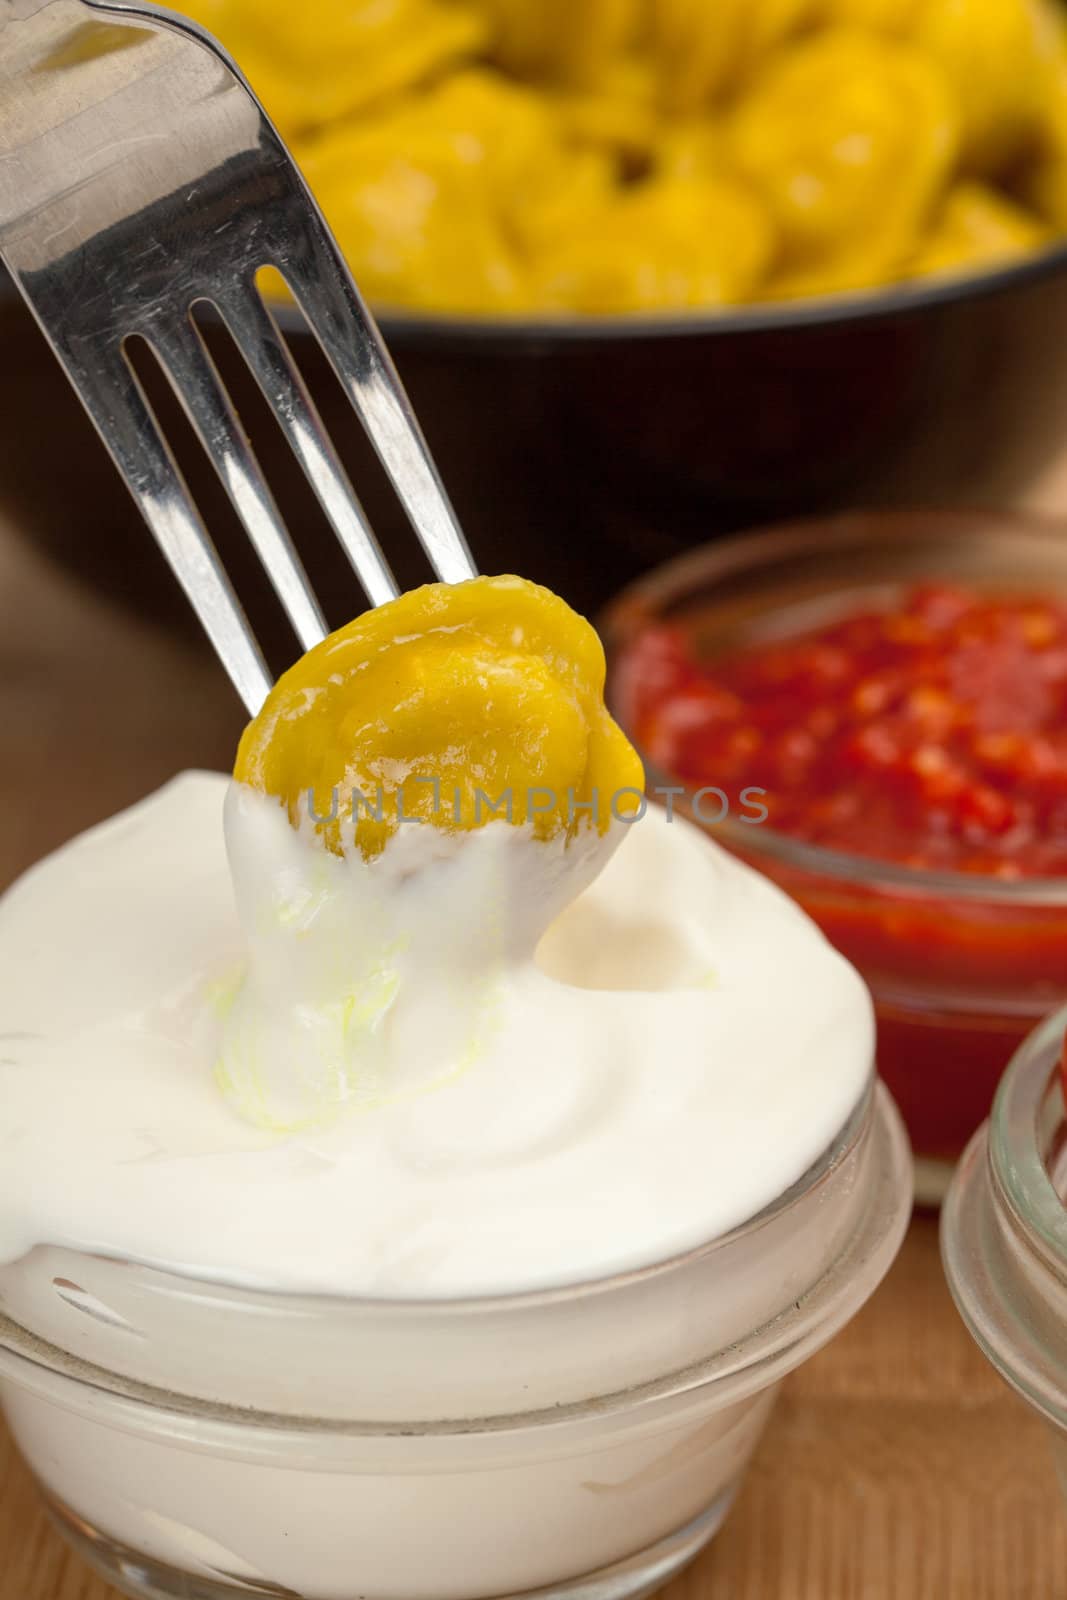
[213,282,400,609]
[275,218,477,587]
[64,343,272,715]
[147,314,328,654]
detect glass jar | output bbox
[941,1005,1067,1499]
[0,1080,910,1600]
[603,510,1067,1202]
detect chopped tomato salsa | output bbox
[614,580,1067,1172]
[624,584,1067,877]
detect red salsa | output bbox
[615,583,1067,1174]
[625,584,1067,877]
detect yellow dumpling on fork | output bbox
[235,576,645,859]
[220,576,644,1131]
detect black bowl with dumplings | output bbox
[5,243,1067,665]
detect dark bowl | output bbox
[6,242,1067,646]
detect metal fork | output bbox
[0,0,477,714]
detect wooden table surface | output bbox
[0,519,1064,1599]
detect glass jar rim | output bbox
[941,1005,1067,1432]
[989,1004,1067,1277]
[601,510,1067,909]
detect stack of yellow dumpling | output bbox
[185,0,1067,314]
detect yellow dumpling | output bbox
[534,175,776,312]
[731,30,958,287]
[235,577,645,859]
[654,121,726,182]
[183,0,485,137]
[391,71,625,256]
[909,181,1047,277]
[296,71,566,312]
[816,0,920,30]
[510,149,619,255]
[913,0,1059,177]
[548,58,661,167]
[476,0,638,85]
[650,0,816,111]
[761,253,897,302]
[1025,40,1067,226]
[297,138,525,314]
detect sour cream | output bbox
[0,772,872,1297]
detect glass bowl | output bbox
[941,1005,1067,1500]
[602,510,1067,1203]
[0,1081,910,1600]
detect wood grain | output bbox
[0,517,1064,1598]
